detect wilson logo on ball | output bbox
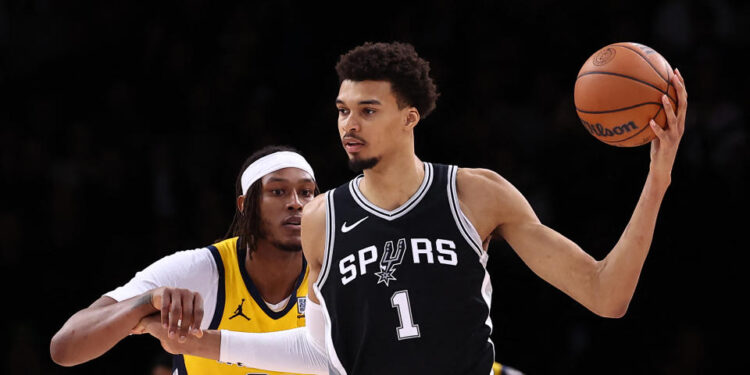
[580,119,638,137]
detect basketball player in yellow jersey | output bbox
[50,145,318,375]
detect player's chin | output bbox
[347,155,379,172]
[277,226,302,244]
[275,238,303,253]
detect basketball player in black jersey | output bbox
[303,42,685,374]
[134,42,686,375]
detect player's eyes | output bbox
[271,189,284,196]
[301,189,313,197]
[337,108,349,115]
[363,108,376,115]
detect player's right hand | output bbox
[133,313,185,355]
[148,287,204,343]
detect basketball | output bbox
[574,42,677,147]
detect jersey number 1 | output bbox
[391,290,420,340]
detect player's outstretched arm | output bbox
[458,168,620,316]
[458,69,686,318]
[50,287,204,366]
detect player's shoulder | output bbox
[210,236,238,252]
[302,191,329,266]
[456,167,516,197]
[302,191,329,237]
[456,167,533,224]
[453,167,532,236]
[117,246,218,294]
[157,246,217,270]
[303,191,328,218]
[455,167,528,219]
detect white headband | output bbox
[240,151,316,195]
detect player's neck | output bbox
[245,243,302,304]
[360,153,424,211]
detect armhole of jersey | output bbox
[314,190,336,291]
[449,165,496,365]
[311,190,348,375]
[447,165,485,258]
[207,245,225,330]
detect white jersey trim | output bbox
[447,165,484,257]
[312,190,347,374]
[348,162,434,221]
[448,165,495,364]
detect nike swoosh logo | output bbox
[341,216,369,233]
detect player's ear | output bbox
[237,195,246,213]
[404,107,420,130]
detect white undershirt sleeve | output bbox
[104,248,219,329]
[219,299,328,375]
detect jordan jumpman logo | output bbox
[228,298,251,321]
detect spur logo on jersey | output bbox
[374,239,407,286]
[339,238,458,286]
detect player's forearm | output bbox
[50,294,157,366]
[157,300,328,374]
[179,329,221,359]
[219,328,328,374]
[145,327,327,374]
[596,174,668,317]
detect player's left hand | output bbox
[648,68,687,188]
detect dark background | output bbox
[2,0,748,374]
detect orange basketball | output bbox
[574,42,677,147]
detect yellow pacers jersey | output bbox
[174,237,310,375]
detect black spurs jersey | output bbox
[315,162,495,375]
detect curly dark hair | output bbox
[223,145,318,257]
[335,41,440,118]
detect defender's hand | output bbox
[136,314,185,354]
[130,312,158,335]
[149,287,205,342]
[649,68,687,188]
[138,314,221,360]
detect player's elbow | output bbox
[50,332,77,367]
[599,306,628,319]
[595,300,629,319]
[591,262,633,318]
[589,288,630,318]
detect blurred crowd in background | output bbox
[2,1,747,374]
